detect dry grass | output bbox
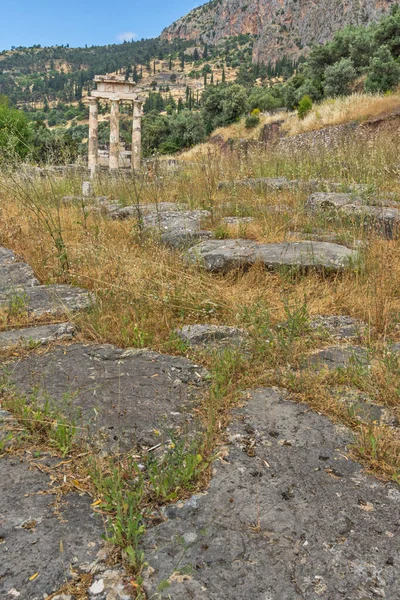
[281,91,400,135]
[1,127,400,485]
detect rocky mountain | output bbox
[161,0,396,64]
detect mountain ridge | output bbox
[161,0,397,64]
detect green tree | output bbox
[365,45,400,93]
[0,99,32,160]
[323,58,356,97]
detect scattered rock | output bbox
[287,230,363,249]
[107,201,187,220]
[0,262,39,289]
[218,176,292,191]
[0,285,93,317]
[310,315,369,340]
[186,239,357,273]
[305,192,400,238]
[141,209,212,249]
[0,457,103,599]
[142,388,399,599]
[175,324,248,348]
[222,216,254,225]
[4,344,208,451]
[305,345,370,370]
[0,323,76,349]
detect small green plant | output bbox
[147,434,206,502]
[297,95,313,120]
[7,291,28,317]
[213,225,230,239]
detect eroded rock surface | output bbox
[142,388,399,599]
[309,315,369,340]
[186,239,357,273]
[0,457,103,599]
[305,345,370,371]
[4,344,208,452]
[0,323,75,349]
[305,192,400,238]
[175,324,248,348]
[0,246,93,317]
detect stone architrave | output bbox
[132,102,143,171]
[88,98,98,175]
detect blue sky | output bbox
[0,0,201,51]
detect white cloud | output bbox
[116,32,138,42]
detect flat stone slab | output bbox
[142,210,212,249]
[4,344,208,452]
[0,262,40,289]
[305,193,400,238]
[142,388,399,599]
[175,325,248,348]
[310,315,369,340]
[0,248,15,265]
[222,217,254,226]
[218,177,294,191]
[107,202,187,220]
[0,323,75,349]
[0,285,93,317]
[186,239,357,273]
[305,346,370,371]
[0,457,104,599]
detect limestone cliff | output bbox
[161,0,396,63]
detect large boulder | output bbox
[142,388,399,599]
[186,239,357,273]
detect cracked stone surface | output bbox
[309,315,369,341]
[305,193,400,238]
[175,324,248,348]
[142,388,399,600]
[218,177,295,191]
[0,285,93,317]
[0,323,76,349]
[0,456,104,600]
[0,246,93,317]
[305,346,370,371]
[141,209,212,249]
[3,344,208,452]
[186,239,357,273]
[108,202,187,220]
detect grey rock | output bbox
[142,388,399,599]
[0,262,39,289]
[288,230,363,249]
[310,315,369,340]
[108,202,187,220]
[0,457,103,599]
[0,248,16,266]
[0,323,76,349]
[186,239,357,273]
[218,177,291,191]
[305,345,370,370]
[329,387,385,424]
[4,344,208,451]
[389,342,400,354]
[142,209,212,249]
[305,192,400,238]
[222,216,254,225]
[175,324,248,348]
[0,285,93,317]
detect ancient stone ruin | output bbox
[88,75,145,175]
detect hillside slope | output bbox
[161,0,396,63]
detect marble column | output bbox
[131,101,142,172]
[88,98,98,176]
[109,100,120,170]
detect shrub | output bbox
[297,95,313,120]
[245,114,260,128]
